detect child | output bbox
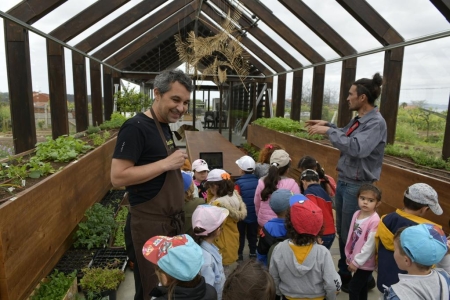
[345,184,381,300]
[254,143,284,179]
[269,197,341,299]
[256,189,292,266]
[254,149,300,227]
[192,159,210,200]
[376,183,444,294]
[384,224,450,299]
[183,171,207,236]
[223,260,276,300]
[300,169,336,249]
[234,155,259,260]
[298,155,336,197]
[142,234,217,300]
[192,204,229,299]
[206,169,247,276]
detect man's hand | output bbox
[164,149,188,171]
[307,125,329,136]
[305,120,328,127]
[347,262,357,273]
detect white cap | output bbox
[192,159,209,172]
[404,183,443,215]
[206,169,229,182]
[236,155,256,172]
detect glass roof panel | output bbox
[367,0,450,40]
[258,0,340,61]
[302,0,381,52]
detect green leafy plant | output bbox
[241,143,260,161]
[31,270,76,300]
[86,125,101,134]
[111,206,128,248]
[74,203,116,249]
[80,267,125,299]
[115,86,152,116]
[253,117,303,133]
[89,133,105,147]
[35,136,93,162]
[99,113,127,130]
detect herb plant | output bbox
[74,203,116,249]
[31,270,76,300]
[80,267,125,299]
[99,113,127,130]
[35,136,93,162]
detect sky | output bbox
[0,0,450,106]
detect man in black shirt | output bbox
[111,69,192,300]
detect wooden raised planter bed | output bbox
[0,136,117,300]
[247,124,450,233]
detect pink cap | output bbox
[192,205,229,236]
[192,159,209,172]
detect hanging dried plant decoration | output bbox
[175,9,250,86]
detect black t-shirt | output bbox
[113,113,176,206]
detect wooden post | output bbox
[338,58,357,127]
[90,59,103,126]
[3,20,37,153]
[228,82,234,142]
[103,66,113,121]
[276,74,287,117]
[442,93,450,160]
[310,65,326,120]
[72,51,89,131]
[193,77,196,129]
[291,70,303,121]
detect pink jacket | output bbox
[345,210,380,271]
[254,177,300,227]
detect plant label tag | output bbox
[7,187,15,192]
[22,180,26,187]
[10,197,17,201]
[72,160,78,164]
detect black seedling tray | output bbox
[54,248,96,279]
[89,248,128,271]
[100,190,126,212]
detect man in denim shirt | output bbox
[306,73,387,292]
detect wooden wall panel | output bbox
[276,74,287,117]
[310,65,326,120]
[291,70,303,121]
[103,66,113,121]
[72,52,89,132]
[338,58,357,127]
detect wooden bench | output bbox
[185,131,244,178]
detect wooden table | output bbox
[185,131,243,178]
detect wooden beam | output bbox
[276,74,286,117]
[278,0,356,57]
[443,93,450,160]
[105,2,198,67]
[337,58,357,127]
[202,3,285,72]
[310,65,326,120]
[239,0,325,63]
[336,0,403,45]
[47,39,69,139]
[212,0,302,69]
[3,20,36,153]
[290,70,303,121]
[380,48,404,145]
[90,59,103,126]
[251,83,257,122]
[121,72,267,82]
[6,0,66,24]
[265,83,272,118]
[92,1,194,60]
[74,0,168,53]
[103,66,113,121]
[430,0,450,23]
[49,0,130,42]
[72,51,89,132]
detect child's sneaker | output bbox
[249,253,257,259]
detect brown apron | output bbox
[130,108,185,299]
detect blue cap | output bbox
[400,223,448,266]
[269,189,293,213]
[182,171,192,192]
[142,234,203,281]
[289,194,309,207]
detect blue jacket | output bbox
[235,174,258,223]
[257,218,287,266]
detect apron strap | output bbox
[150,107,171,155]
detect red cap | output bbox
[290,200,323,235]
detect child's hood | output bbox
[279,240,318,276]
[212,190,247,221]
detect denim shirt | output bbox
[200,241,225,300]
[326,107,387,183]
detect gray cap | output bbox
[404,183,443,215]
[270,189,293,213]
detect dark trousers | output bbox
[237,221,258,254]
[125,212,144,300]
[349,269,373,300]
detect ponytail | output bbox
[261,163,290,201]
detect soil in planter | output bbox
[90,248,128,271]
[100,190,126,213]
[54,248,96,280]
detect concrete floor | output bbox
[117,237,381,300]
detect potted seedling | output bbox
[30,270,77,300]
[80,267,125,300]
